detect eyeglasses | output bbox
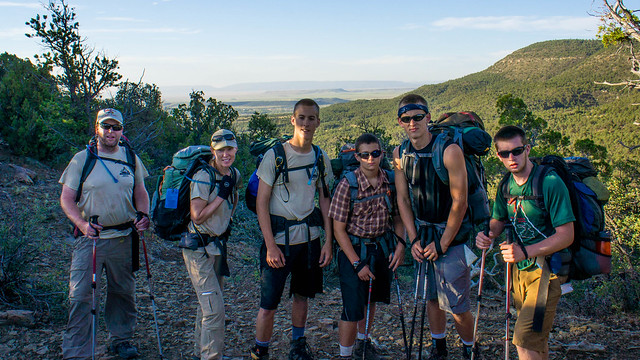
[211,134,236,142]
[356,150,382,159]
[399,113,427,123]
[99,123,123,131]
[497,146,526,158]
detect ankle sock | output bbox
[339,344,354,356]
[292,326,305,341]
[254,339,269,354]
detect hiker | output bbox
[182,129,242,359]
[329,133,405,359]
[393,94,476,359]
[59,108,150,359]
[475,125,574,360]
[250,98,333,360]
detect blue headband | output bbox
[398,103,429,117]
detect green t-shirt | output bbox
[493,164,575,270]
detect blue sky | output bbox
[0,1,610,90]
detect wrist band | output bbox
[355,261,367,273]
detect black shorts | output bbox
[338,243,391,322]
[259,239,323,310]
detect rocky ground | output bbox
[1,154,639,360]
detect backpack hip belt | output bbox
[98,221,140,273]
[414,219,445,256]
[181,230,231,277]
[269,208,323,268]
[347,232,394,263]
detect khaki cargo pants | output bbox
[62,234,137,359]
[183,242,225,360]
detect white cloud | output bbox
[0,2,40,8]
[432,16,600,32]
[335,55,438,66]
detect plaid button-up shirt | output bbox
[328,168,396,238]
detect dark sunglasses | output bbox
[497,146,526,158]
[211,134,236,142]
[399,113,427,123]
[356,149,382,159]
[99,123,123,131]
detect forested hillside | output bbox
[315,39,640,161]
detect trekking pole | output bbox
[471,219,491,360]
[89,215,99,360]
[417,259,429,360]
[137,212,164,358]
[362,276,374,360]
[407,259,422,357]
[394,271,410,360]
[504,224,514,360]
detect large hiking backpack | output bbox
[245,136,328,213]
[499,155,612,281]
[76,136,137,203]
[399,111,492,225]
[151,145,235,241]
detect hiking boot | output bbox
[426,344,448,360]
[462,345,479,360]
[353,339,380,360]
[110,341,140,359]
[250,345,270,360]
[289,336,315,360]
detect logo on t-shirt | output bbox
[119,167,133,177]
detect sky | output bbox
[0,0,614,91]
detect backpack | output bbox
[151,145,237,241]
[245,136,328,213]
[499,155,612,281]
[76,136,137,203]
[399,111,492,225]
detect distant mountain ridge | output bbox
[316,39,640,160]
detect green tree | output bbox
[247,112,279,139]
[26,0,121,129]
[0,52,78,160]
[171,90,238,146]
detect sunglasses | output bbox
[99,123,123,131]
[211,134,236,142]
[356,149,382,159]
[497,146,526,158]
[399,113,427,123]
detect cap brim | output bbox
[212,139,238,150]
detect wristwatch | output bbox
[352,260,360,270]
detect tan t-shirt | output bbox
[256,141,332,245]
[59,146,149,239]
[187,167,241,238]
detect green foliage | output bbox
[171,90,239,147]
[247,112,279,139]
[0,53,83,162]
[25,0,121,127]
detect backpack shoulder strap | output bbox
[76,144,98,203]
[431,132,450,185]
[313,144,330,198]
[273,141,288,183]
[344,171,359,214]
[532,164,551,214]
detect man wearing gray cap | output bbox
[182,129,241,359]
[59,108,150,359]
